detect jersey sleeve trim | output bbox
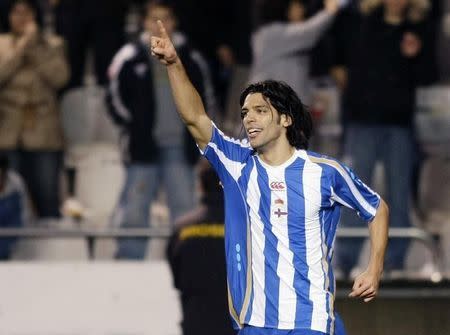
[309,156,380,220]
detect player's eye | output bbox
[240,110,248,119]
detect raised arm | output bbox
[150,20,212,150]
[256,0,339,58]
[349,199,389,302]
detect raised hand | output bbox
[150,20,178,65]
[324,0,339,14]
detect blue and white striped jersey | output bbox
[202,124,380,334]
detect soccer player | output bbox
[151,20,389,335]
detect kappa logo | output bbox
[270,182,285,190]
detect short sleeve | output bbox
[201,123,252,183]
[330,162,380,222]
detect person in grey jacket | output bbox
[249,0,340,103]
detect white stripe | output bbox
[267,168,296,329]
[303,159,328,333]
[216,126,251,148]
[109,79,131,121]
[107,44,137,122]
[320,211,334,334]
[248,165,266,326]
[209,143,245,182]
[190,50,218,116]
[108,44,136,79]
[333,166,378,217]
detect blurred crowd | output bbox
[0,0,449,274]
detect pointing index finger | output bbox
[157,20,169,39]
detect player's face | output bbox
[241,93,291,151]
[145,5,176,37]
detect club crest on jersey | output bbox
[270,181,285,190]
[273,208,288,218]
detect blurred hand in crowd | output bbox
[9,1,37,36]
[330,65,348,91]
[216,44,235,68]
[9,1,38,52]
[401,32,422,58]
[325,0,340,15]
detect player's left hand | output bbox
[348,269,381,303]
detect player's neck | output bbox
[257,143,296,167]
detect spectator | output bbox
[0,0,69,218]
[106,0,216,260]
[51,0,129,89]
[0,0,9,31]
[219,0,254,138]
[249,0,340,104]
[0,154,32,260]
[173,0,232,109]
[334,0,436,276]
[167,158,234,335]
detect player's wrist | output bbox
[367,263,383,277]
[166,56,181,67]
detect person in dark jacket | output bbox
[333,0,436,276]
[106,0,216,259]
[51,0,130,89]
[167,158,235,335]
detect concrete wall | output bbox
[0,261,181,335]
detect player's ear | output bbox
[281,114,292,128]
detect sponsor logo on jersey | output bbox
[270,182,285,190]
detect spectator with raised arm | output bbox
[249,0,340,104]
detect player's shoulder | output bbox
[305,150,348,176]
[212,123,252,149]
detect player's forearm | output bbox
[367,199,389,275]
[166,58,207,125]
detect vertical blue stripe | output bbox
[285,158,312,328]
[318,170,333,334]
[244,289,254,323]
[222,157,256,320]
[320,209,332,335]
[239,158,256,324]
[255,160,280,327]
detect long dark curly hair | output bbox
[239,80,313,150]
